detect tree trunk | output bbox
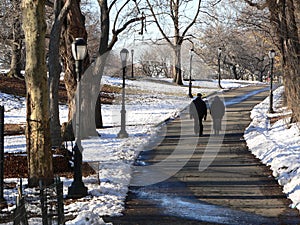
[21,0,53,187]
[48,0,63,147]
[61,0,89,130]
[172,0,183,85]
[94,0,110,128]
[48,0,73,146]
[8,0,23,78]
[8,38,22,78]
[95,94,103,128]
[173,45,183,85]
[268,0,300,122]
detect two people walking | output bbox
[190,93,225,136]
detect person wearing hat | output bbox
[189,93,207,136]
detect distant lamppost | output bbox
[218,48,223,89]
[268,49,275,113]
[68,38,88,199]
[188,48,194,98]
[131,49,134,78]
[118,48,129,138]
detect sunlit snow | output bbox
[1,76,299,224]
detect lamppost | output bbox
[118,48,129,138]
[218,48,223,89]
[131,49,134,78]
[188,48,194,98]
[68,38,88,199]
[268,49,275,113]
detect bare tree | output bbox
[145,0,202,85]
[189,0,274,81]
[47,0,73,147]
[245,0,300,122]
[21,0,53,187]
[0,0,24,78]
[94,0,145,128]
[139,45,172,77]
[60,0,90,135]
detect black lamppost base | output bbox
[0,198,7,209]
[118,130,129,138]
[188,93,193,98]
[67,182,88,199]
[268,91,274,113]
[67,143,88,199]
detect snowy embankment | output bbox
[2,76,295,225]
[2,76,226,225]
[244,86,300,210]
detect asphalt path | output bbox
[104,85,300,225]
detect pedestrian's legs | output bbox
[194,118,199,135]
[199,117,203,136]
[214,119,221,135]
[212,118,221,135]
[213,119,216,135]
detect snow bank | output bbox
[244,86,300,209]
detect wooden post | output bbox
[0,106,4,203]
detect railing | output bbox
[13,177,65,225]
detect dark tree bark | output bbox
[61,0,89,130]
[48,0,73,147]
[8,0,23,78]
[94,0,110,129]
[268,0,300,121]
[94,0,145,128]
[245,0,300,122]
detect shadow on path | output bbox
[104,86,300,225]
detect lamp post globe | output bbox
[118,48,129,138]
[120,48,129,67]
[268,49,275,113]
[72,38,88,61]
[268,49,275,59]
[68,37,88,199]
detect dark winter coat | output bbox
[210,96,225,119]
[190,97,207,119]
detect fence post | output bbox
[39,180,48,225]
[13,182,28,225]
[0,105,5,204]
[56,177,65,224]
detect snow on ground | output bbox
[1,76,299,224]
[244,86,300,210]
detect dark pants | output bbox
[193,116,204,136]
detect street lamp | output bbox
[68,37,88,199]
[118,48,129,138]
[268,49,275,113]
[131,49,134,78]
[188,48,194,98]
[217,48,223,89]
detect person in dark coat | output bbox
[210,96,225,135]
[190,93,207,136]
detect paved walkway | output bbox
[104,85,300,225]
